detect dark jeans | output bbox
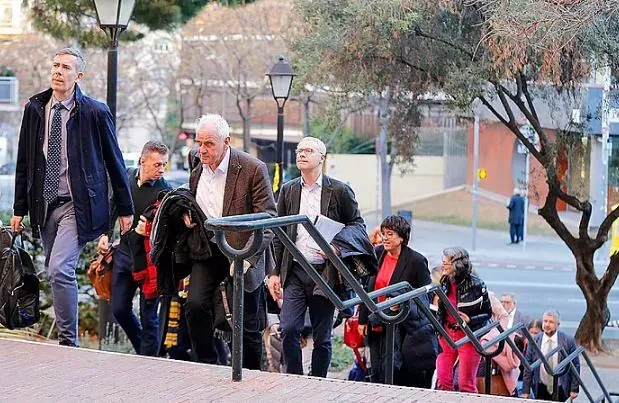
[280,263,335,377]
[536,383,567,401]
[111,246,160,356]
[185,244,262,369]
[509,224,522,243]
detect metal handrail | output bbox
[204,213,618,402]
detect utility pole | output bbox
[522,146,530,252]
[472,115,480,251]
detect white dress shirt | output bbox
[295,174,324,264]
[540,332,558,391]
[196,147,230,219]
[507,309,516,328]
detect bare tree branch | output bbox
[596,204,619,243]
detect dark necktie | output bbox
[43,102,63,203]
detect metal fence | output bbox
[205,212,618,402]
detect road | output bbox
[464,261,619,339]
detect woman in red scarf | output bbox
[358,215,437,386]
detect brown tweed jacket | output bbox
[189,147,276,292]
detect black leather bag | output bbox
[0,231,40,329]
[213,277,233,332]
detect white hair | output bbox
[513,187,520,195]
[196,114,230,140]
[298,136,326,155]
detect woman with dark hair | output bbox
[358,215,437,387]
[436,247,492,393]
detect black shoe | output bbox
[59,340,78,347]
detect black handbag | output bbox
[0,231,40,329]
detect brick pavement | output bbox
[0,339,528,402]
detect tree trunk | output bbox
[243,98,252,153]
[574,250,607,353]
[378,86,392,219]
[303,97,311,137]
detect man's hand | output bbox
[357,324,367,337]
[570,392,578,400]
[182,212,197,229]
[119,215,133,235]
[267,274,282,301]
[97,235,110,255]
[317,244,341,259]
[135,215,148,236]
[458,311,471,323]
[10,216,24,233]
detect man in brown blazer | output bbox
[184,113,276,368]
[267,136,367,377]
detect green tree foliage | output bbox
[310,117,374,155]
[291,0,619,351]
[26,0,254,47]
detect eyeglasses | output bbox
[295,148,320,156]
[381,231,399,239]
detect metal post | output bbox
[522,150,530,252]
[106,45,118,128]
[232,257,245,382]
[385,323,395,385]
[552,375,559,401]
[276,106,284,187]
[472,115,480,251]
[99,33,120,349]
[484,357,492,394]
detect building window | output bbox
[0,6,12,26]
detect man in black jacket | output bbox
[11,48,133,346]
[267,136,367,377]
[98,141,171,356]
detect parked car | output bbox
[165,170,190,189]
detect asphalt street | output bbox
[362,215,619,339]
[472,263,619,340]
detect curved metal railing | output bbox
[205,213,618,402]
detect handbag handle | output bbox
[9,228,25,249]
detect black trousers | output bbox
[184,244,262,369]
[280,263,335,377]
[535,383,567,402]
[510,223,522,243]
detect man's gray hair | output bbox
[501,292,517,303]
[442,247,473,277]
[196,114,230,140]
[298,136,327,155]
[54,47,86,72]
[543,309,561,323]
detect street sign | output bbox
[477,168,487,180]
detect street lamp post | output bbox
[266,55,295,192]
[93,0,136,125]
[92,0,136,345]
